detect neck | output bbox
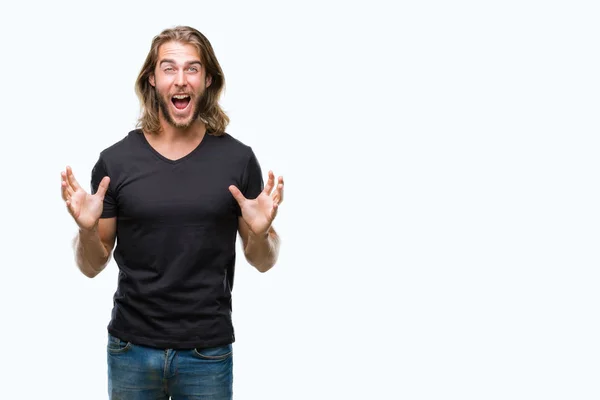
[155,112,207,143]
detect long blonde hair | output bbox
[135,26,229,135]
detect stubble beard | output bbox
[156,88,205,130]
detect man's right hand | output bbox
[61,165,110,231]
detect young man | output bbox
[60,26,283,399]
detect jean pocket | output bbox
[193,344,232,360]
[107,334,132,354]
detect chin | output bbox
[168,106,196,129]
[172,119,195,129]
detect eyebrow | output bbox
[159,59,202,66]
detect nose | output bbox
[175,69,187,87]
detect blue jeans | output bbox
[107,333,233,399]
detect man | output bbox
[60,26,283,399]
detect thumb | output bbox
[95,176,111,199]
[228,185,246,206]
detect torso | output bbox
[91,129,264,349]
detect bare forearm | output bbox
[73,228,110,278]
[245,228,280,273]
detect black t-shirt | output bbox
[90,129,263,349]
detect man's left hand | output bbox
[229,170,284,236]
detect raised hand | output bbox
[229,170,284,236]
[61,166,110,231]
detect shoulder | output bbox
[209,132,255,157]
[91,129,143,186]
[97,129,142,163]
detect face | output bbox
[149,41,212,130]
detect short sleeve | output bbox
[90,155,117,218]
[236,148,264,216]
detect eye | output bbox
[164,67,175,73]
[188,67,199,72]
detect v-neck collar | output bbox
[136,129,211,164]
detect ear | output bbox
[149,73,156,87]
[205,74,212,88]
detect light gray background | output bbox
[0,0,598,399]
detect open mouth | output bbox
[171,94,191,110]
